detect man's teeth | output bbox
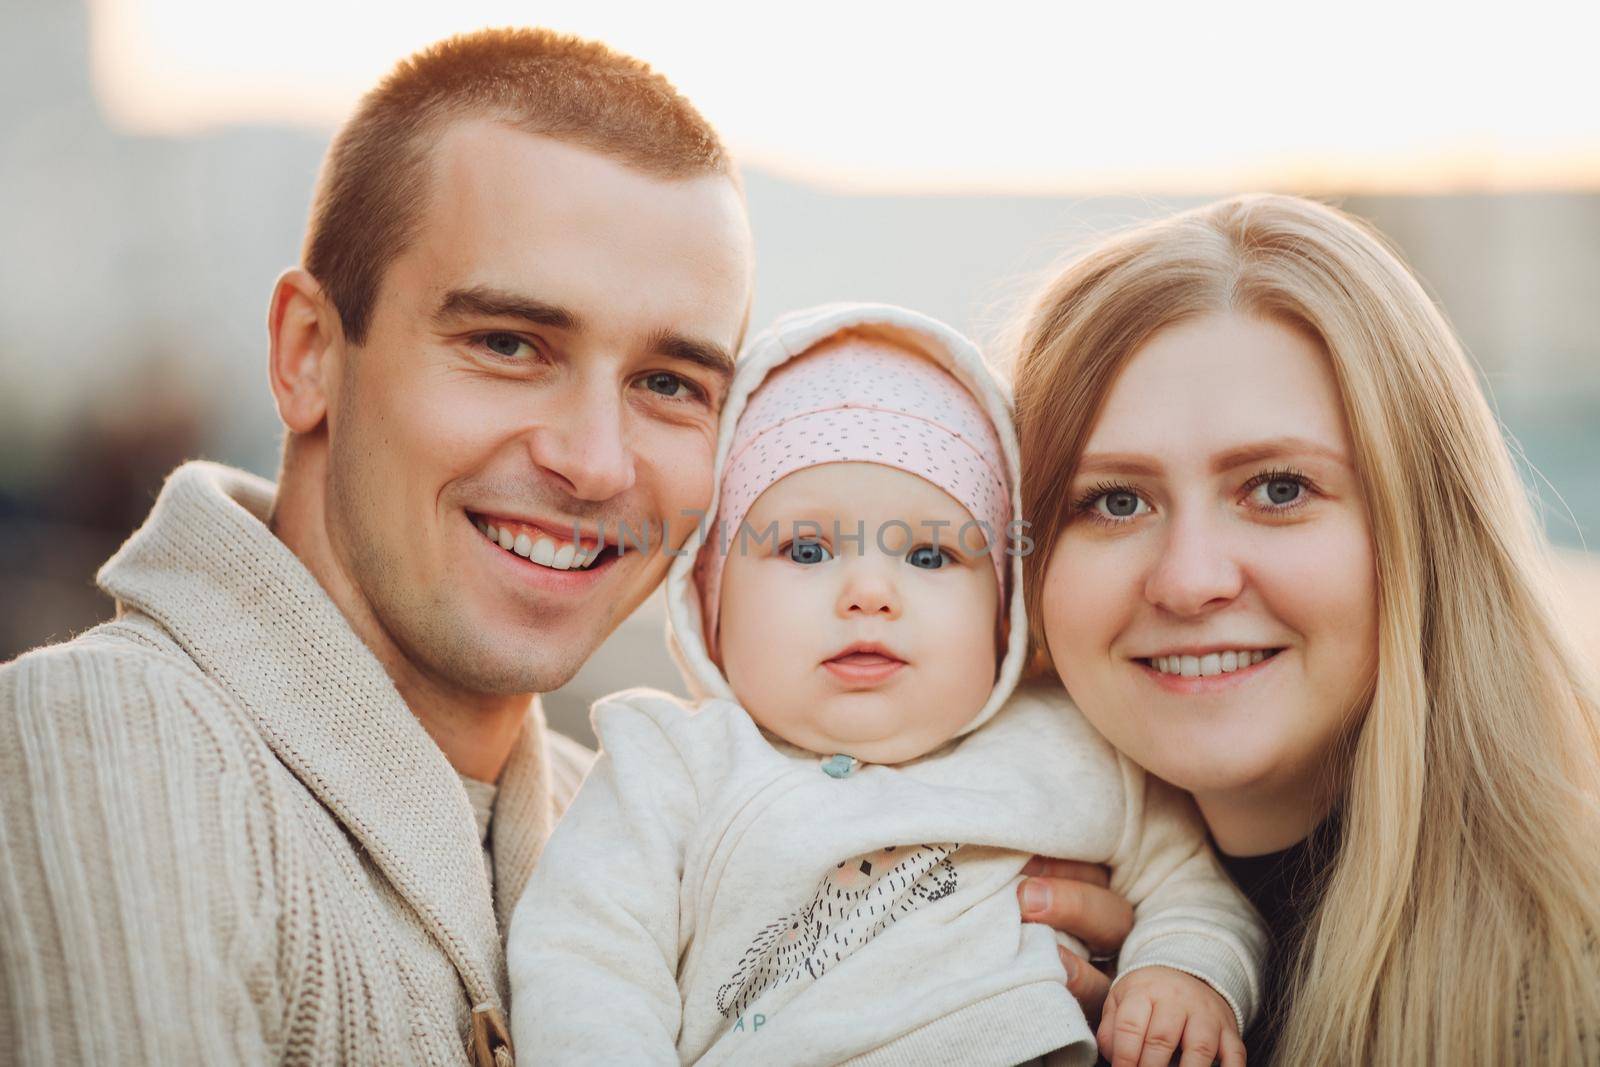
[475,519,599,571]
[1150,650,1273,677]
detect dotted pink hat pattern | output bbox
[696,336,1012,649]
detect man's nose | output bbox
[523,382,637,502]
[836,559,901,620]
[1142,509,1244,617]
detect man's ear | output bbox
[267,268,342,434]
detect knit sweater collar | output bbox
[96,460,557,1013]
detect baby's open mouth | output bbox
[1139,648,1283,678]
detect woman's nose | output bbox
[1142,510,1244,617]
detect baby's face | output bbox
[716,462,1000,764]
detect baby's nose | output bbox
[837,565,900,618]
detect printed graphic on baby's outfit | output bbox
[715,843,961,1018]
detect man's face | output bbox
[324,121,752,697]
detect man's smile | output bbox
[467,512,633,589]
[469,511,609,571]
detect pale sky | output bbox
[89,0,1600,194]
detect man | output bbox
[0,28,751,1065]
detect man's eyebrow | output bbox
[1075,437,1351,478]
[433,287,581,331]
[647,328,735,384]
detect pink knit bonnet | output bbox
[695,333,1012,650]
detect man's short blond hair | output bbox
[304,27,732,344]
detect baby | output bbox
[508,304,1265,1066]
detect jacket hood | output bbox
[664,302,1029,740]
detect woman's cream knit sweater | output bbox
[0,462,592,1065]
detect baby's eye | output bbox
[785,538,832,565]
[905,545,951,570]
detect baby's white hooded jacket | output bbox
[507,304,1266,1066]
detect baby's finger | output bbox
[1219,1026,1247,1067]
[1110,992,1153,1067]
[1096,996,1118,1062]
[1176,1017,1222,1067]
[1136,1000,1186,1067]
[1017,876,1134,956]
[1059,947,1110,1024]
[1021,856,1112,887]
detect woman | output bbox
[1010,194,1600,1064]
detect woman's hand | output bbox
[1017,857,1135,1023]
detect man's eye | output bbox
[785,539,832,565]
[905,545,950,569]
[481,333,531,360]
[1095,490,1148,520]
[639,372,698,401]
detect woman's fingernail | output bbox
[1058,946,1077,981]
[1021,879,1051,914]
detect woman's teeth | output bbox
[475,519,601,571]
[1149,650,1276,677]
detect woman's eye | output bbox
[1094,490,1149,520]
[639,372,698,401]
[905,545,950,569]
[482,333,532,360]
[785,539,832,565]
[1250,477,1304,508]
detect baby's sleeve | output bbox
[507,692,701,1063]
[1107,763,1269,1036]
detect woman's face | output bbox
[1039,312,1378,822]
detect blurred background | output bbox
[3,0,1598,744]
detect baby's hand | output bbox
[1097,965,1244,1067]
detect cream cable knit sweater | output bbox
[0,462,593,1065]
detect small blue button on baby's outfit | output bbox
[821,754,860,779]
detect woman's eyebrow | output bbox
[1211,437,1351,472]
[1075,437,1350,479]
[1075,453,1163,477]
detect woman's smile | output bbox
[1134,646,1286,693]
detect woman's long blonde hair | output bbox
[1011,194,1600,1064]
